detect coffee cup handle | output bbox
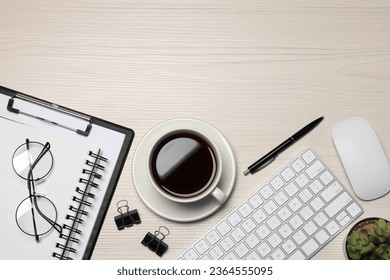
[211,187,227,204]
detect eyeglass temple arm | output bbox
[26,140,54,242]
[25,139,40,242]
[32,195,63,234]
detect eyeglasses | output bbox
[12,139,62,242]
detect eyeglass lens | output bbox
[15,195,58,237]
[12,141,53,181]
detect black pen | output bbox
[243,116,324,176]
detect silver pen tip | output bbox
[243,169,251,176]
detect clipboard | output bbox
[0,85,134,259]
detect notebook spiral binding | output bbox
[52,149,107,260]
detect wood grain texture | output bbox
[0,0,389,259]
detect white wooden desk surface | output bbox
[1,0,390,260]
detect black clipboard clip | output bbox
[141,226,170,257]
[7,93,92,136]
[114,200,141,230]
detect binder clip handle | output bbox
[116,200,130,215]
[154,226,170,241]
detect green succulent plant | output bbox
[347,218,390,260]
[346,231,375,260]
[373,218,390,244]
[370,244,390,260]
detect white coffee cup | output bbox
[146,128,226,204]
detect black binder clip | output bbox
[141,226,170,257]
[114,200,141,230]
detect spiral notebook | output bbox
[0,86,134,260]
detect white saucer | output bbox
[132,118,236,222]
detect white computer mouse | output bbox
[332,117,390,200]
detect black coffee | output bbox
[151,132,216,198]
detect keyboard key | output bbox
[206,230,221,245]
[314,212,328,227]
[302,239,319,257]
[278,224,293,239]
[293,230,307,245]
[194,239,210,255]
[263,200,278,215]
[288,197,303,212]
[289,214,304,230]
[305,160,325,179]
[309,179,324,194]
[245,233,260,249]
[209,246,224,260]
[220,236,235,252]
[267,233,282,248]
[184,249,199,260]
[223,252,238,260]
[299,206,314,221]
[271,248,286,260]
[257,242,272,258]
[299,188,313,203]
[310,197,325,211]
[281,167,295,182]
[302,150,316,164]
[321,181,343,202]
[319,171,334,185]
[274,191,289,206]
[238,203,253,218]
[295,173,310,188]
[288,250,305,260]
[242,218,256,233]
[270,176,285,190]
[291,158,305,173]
[315,229,330,245]
[267,215,281,231]
[231,227,245,242]
[285,182,299,197]
[324,192,352,218]
[282,239,296,254]
[216,221,231,236]
[252,209,267,224]
[303,221,318,236]
[339,216,351,227]
[259,185,274,199]
[325,220,341,235]
[248,193,263,209]
[246,251,261,260]
[234,243,250,258]
[256,224,271,239]
[277,206,292,221]
[227,212,242,227]
[336,211,347,222]
[347,202,362,217]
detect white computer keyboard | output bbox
[177,149,363,260]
